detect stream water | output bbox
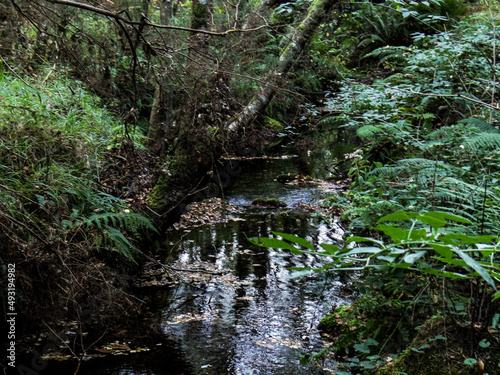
[44,155,352,375]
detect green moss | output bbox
[148,175,169,209]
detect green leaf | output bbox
[35,194,46,206]
[376,224,408,244]
[320,243,339,255]
[378,210,414,223]
[423,211,471,225]
[440,233,498,245]
[416,214,446,231]
[411,347,424,353]
[403,250,427,264]
[364,338,379,346]
[360,361,377,369]
[251,237,302,255]
[479,339,490,348]
[464,358,477,367]
[346,236,384,246]
[429,243,452,259]
[455,249,497,290]
[420,268,468,279]
[492,313,499,329]
[336,247,383,257]
[272,231,314,250]
[409,228,427,241]
[354,343,371,353]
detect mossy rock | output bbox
[251,198,287,208]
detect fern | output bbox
[317,116,344,127]
[363,46,411,64]
[73,211,156,261]
[459,117,500,133]
[103,227,136,261]
[371,158,454,178]
[82,212,156,233]
[466,133,500,150]
[356,125,385,138]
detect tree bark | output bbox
[228,0,339,135]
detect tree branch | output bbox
[43,0,272,36]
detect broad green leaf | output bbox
[429,243,452,259]
[251,237,302,255]
[409,228,427,241]
[464,358,477,366]
[35,194,46,206]
[364,338,379,346]
[376,224,408,244]
[403,250,427,264]
[492,313,499,329]
[455,249,497,290]
[420,268,468,279]
[440,233,498,245]
[272,231,314,250]
[417,215,446,231]
[479,339,490,348]
[320,243,339,255]
[360,361,376,369]
[377,255,397,263]
[354,343,370,353]
[346,236,384,246]
[424,211,471,224]
[335,247,383,257]
[378,210,414,223]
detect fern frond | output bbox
[318,116,343,127]
[363,46,411,63]
[467,133,500,150]
[372,158,454,178]
[103,227,136,262]
[356,125,385,138]
[82,212,156,233]
[460,117,500,133]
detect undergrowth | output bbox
[0,63,155,340]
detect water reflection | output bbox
[44,158,349,375]
[159,189,347,374]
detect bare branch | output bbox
[43,0,272,36]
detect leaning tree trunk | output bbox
[228,0,339,134]
[148,0,339,230]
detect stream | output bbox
[44,155,352,375]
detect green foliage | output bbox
[253,211,500,372]
[0,67,154,262]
